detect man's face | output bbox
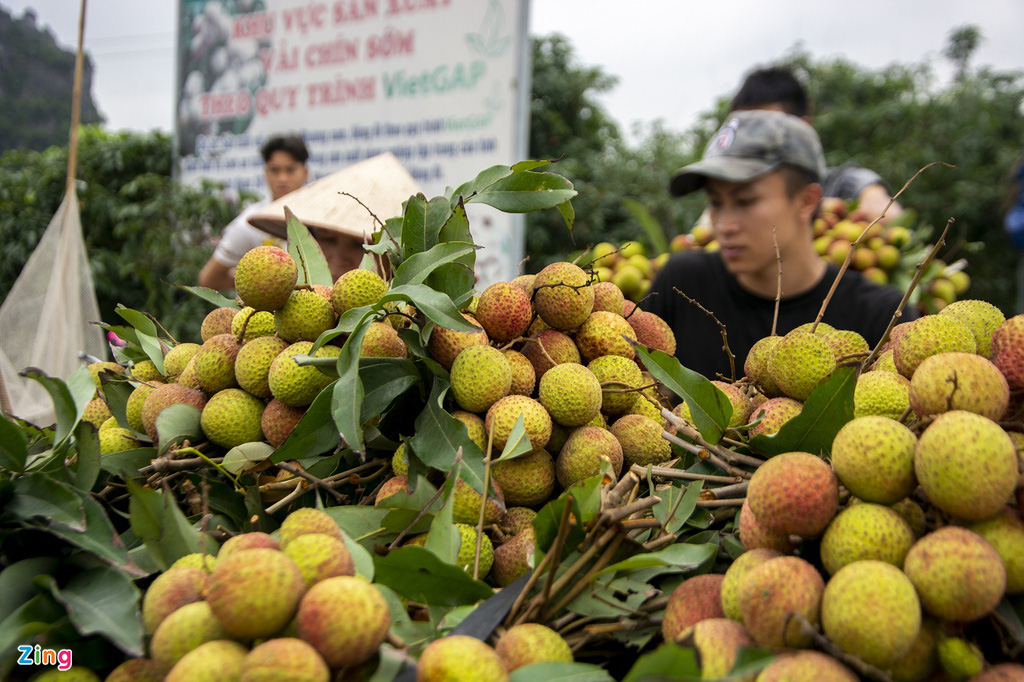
[705,172,818,277]
[313,229,367,281]
[264,150,308,200]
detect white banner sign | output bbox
[176,0,530,285]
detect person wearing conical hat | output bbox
[198,135,308,291]
[247,152,422,282]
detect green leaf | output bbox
[427,200,477,301]
[360,358,424,423]
[222,442,275,475]
[373,546,493,606]
[174,284,240,309]
[0,594,65,667]
[467,171,577,213]
[68,364,98,421]
[39,567,144,656]
[623,643,702,682]
[597,543,717,578]
[20,368,80,445]
[99,374,136,433]
[495,414,534,462]
[450,164,515,201]
[0,412,28,471]
[391,241,479,287]
[556,198,576,234]
[128,481,204,570]
[338,527,375,581]
[748,366,857,457]
[332,313,375,454]
[0,558,60,617]
[727,647,776,677]
[510,159,554,172]
[44,494,144,576]
[410,380,486,489]
[383,284,480,333]
[8,475,85,530]
[323,506,392,549]
[271,385,339,463]
[633,345,731,444]
[379,476,442,534]
[400,193,430,257]
[424,474,460,565]
[99,448,155,479]
[651,480,702,536]
[72,421,101,491]
[285,206,333,287]
[623,198,669,255]
[115,306,166,374]
[155,403,203,455]
[511,662,614,682]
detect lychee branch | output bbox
[811,161,955,334]
[772,226,782,337]
[277,461,344,502]
[862,217,954,370]
[672,287,735,381]
[537,496,576,621]
[627,463,741,485]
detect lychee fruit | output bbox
[990,315,1024,390]
[661,574,725,642]
[235,335,289,399]
[746,452,838,538]
[748,397,802,438]
[737,555,823,647]
[283,532,356,586]
[485,395,552,452]
[588,354,643,416]
[267,342,340,407]
[831,416,917,504]
[416,635,508,682]
[556,425,623,488]
[331,268,388,315]
[165,640,248,682]
[609,414,672,467]
[141,566,209,634]
[575,311,637,362]
[495,623,573,671]
[427,312,488,371]
[967,508,1024,594]
[767,330,837,401]
[909,352,1009,419]
[503,349,536,396]
[361,321,408,358]
[854,370,910,420]
[531,261,594,331]
[274,290,336,343]
[627,310,677,357]
[719,548,782,621]
[538,363,602,427]
[240,638,330,682]
[261,399,305,447]
[592,281,625,315]
[755,651,857,682]
[893,315,976,378]
[231,306,276,343]
[150,601,229,666]
[475,281,533,344]
[902,526,1006,622]
[206,548,306,639]
[194,333,242,393]
[738,499,794,553]
[819,503,915,575]
[279,508,343,548]
[201,307,237,341]
[491,449,555,507]
[914,410,1018,520]
[490,527,535,587]
[939,299,1006,358]
[201,388,265,448]
[521,329,581,380]
[141,384,208,441]
[678,618,751,679]
[745,336,783,398]
[235,245,298,311]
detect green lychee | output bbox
[163,344,199,381]
[720,548,782,621]
[538,363,602,427]
[451,478,505,525]
[485,395,552,452]
[748,397,802,438]
[532,261,594,331]
[681,618,752,679]
[279,508,343,548]
[556,425,623,487]
[331,268,388,315]
[296,576,390,668]
[235,245,298,311]
[820,504,915,575]
[499,507,537,536]
[126,381,161,433]
[967,508,1024,594]
[150,601,229,666]
[495,623,572,671]
[201,307,237,342]
[82,396,111,428]
[939,299,1005,358]
[194,333,242,393]
[240,638,330,682]
[283,533,355,586]
[164,640,248,682]
[937,636,984,680]
[360,321,407,358]
[455,522,494,575]
[588,354,643,416]
[105,658,165,682]
[130,359,164,383]
[100,427,138,454]
[274,290,336,343]
[503,349,536,396]
[491,449,555,507]
[893,315,976,378]
[141,384,208,441]
[452,410,487,450]
[609,414,672,467]
[450,345,511,414]
[745,336,783,398]
[903,526,1006,622]
[575,311,637,362]
[267,342,341,407]
[854,370,910,420]
[831,416,917,504]
[909,352,1009,419]
[235,335,288,399]
[914,410,1018,520]
[200,389,265,448]
[417,635,508,682]
[231,307,276,342]
[767,330,837,401]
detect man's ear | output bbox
[799,182,823,222]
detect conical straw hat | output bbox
[247,152,422,240]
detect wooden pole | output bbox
[66,0,87,194]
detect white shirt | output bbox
[211,198,286,267]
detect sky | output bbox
[2,0,1022,138]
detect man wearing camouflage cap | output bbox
[644,110,915,380]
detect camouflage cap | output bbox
[669,110,826,197]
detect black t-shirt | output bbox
[642,251,918,380]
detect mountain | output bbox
[0,6,103,153]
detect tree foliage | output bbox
[0,127,246,340]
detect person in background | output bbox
[725,66,902,223]
[644,110,916,380]
[1005,156,1024,314]
[198,135,309,290]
